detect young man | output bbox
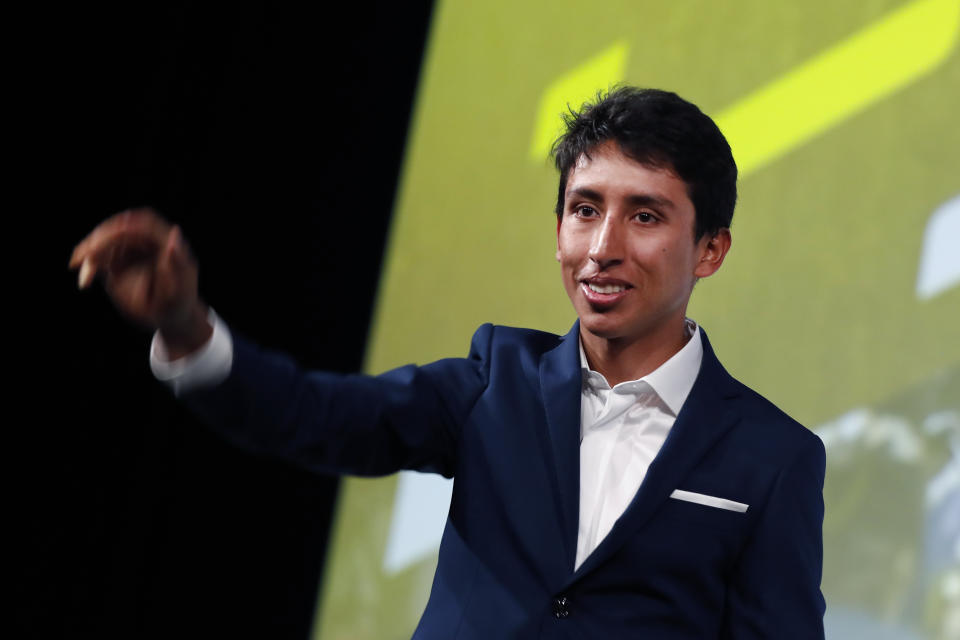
[72,87,825,638]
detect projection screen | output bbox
[315,1,960,637]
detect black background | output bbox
[22,3,434,637]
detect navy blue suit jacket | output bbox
[186,322,826,639]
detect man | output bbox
[71,87,826,638]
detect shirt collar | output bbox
[579,319,703,416]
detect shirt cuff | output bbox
[150,308,233,396]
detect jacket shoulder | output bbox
[726,376,825,460]
[470,323,566,354]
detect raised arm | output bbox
[182,325,492,477]
[71,208,492,477]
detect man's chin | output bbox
[578,317,629,341]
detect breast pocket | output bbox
[657,492,749,532]
[620,493,751,578]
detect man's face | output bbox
[556,141,728,344]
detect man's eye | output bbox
[576,206,598,217]
[635,212,656,223]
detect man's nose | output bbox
[588,216,623,269]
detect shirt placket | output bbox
[582,384,644,556]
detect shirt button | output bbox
[552,595,571,618]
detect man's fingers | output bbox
[70,208,170,270]
[72,223,168,293]
[165,226,193,271]
[154,227,180,301]
[70,210,132,268]
[77,257,96,289]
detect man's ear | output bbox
[693,228,731,278]
[555,216,562,262]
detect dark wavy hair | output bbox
[551,87,737,241]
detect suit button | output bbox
[552,595,570,618]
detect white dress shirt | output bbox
[575,320,702,569]
[150,316,703,571]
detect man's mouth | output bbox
[579,278,632,306]
[585,282,628,294]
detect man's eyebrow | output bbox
[566,187,676,210]
[567,187,605,203]
[625,193,675,210]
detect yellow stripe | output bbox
[717,0,960,178]
[529,41,628,161]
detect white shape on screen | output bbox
[916,193,960,300]
[814,408,923,463]
[382,471,453,574]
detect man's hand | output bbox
[70,208,212,358]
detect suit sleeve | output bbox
[721,434,827,640]
[180,324,494,478]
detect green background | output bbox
[316,1,960,638]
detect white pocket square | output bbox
[670,489,749,513]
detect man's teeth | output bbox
[586,282,626,294]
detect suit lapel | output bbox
[567,328,742,583]
[539,321,583,574]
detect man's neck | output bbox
[580,319,692,387]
